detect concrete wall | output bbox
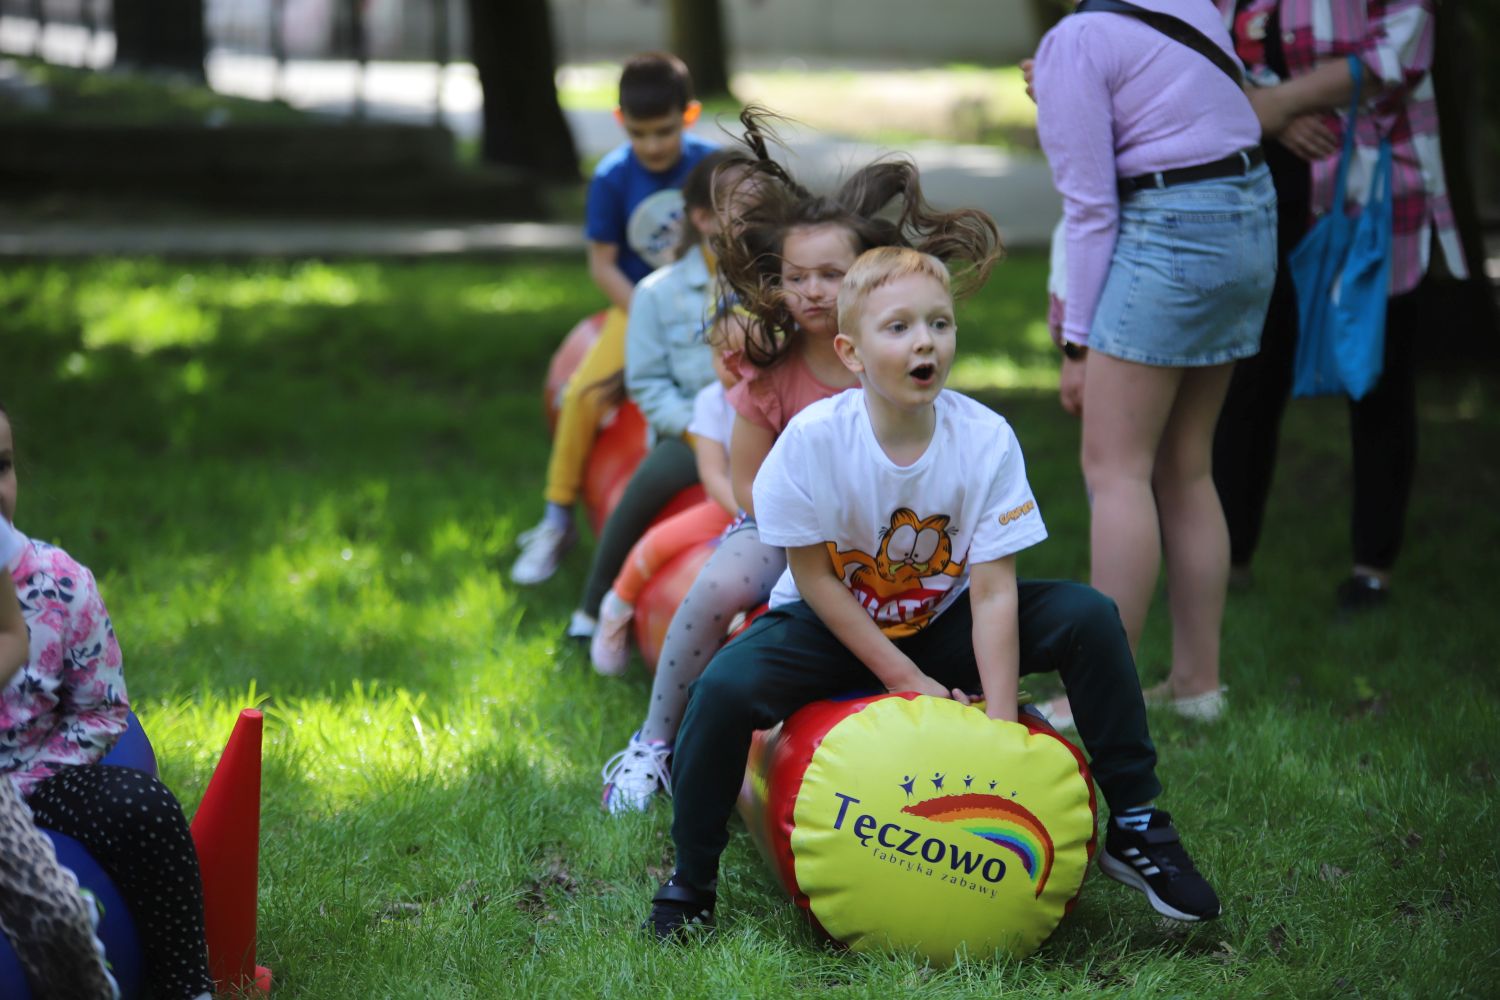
[199,0,1041,66]
[551,0,1043,64]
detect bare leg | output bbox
[1080,352,1182,652]
[1152,363,1235,697]
[1043,354,1179,726]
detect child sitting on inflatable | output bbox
[599,111,1001,814]
[0,402,215,999]
[590,318,745,675]
[644,247,1223,939]
[570,149,760,643]
[511,51,718,592]
[0,509,119,999]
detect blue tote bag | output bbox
[1288,56,1393,401]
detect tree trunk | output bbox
[465,0,578,180]
[112,0,206,81]
[1431,0,1499,351]
[1025,0,1068,38]
[669,0,731,101]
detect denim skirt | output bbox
[1090,165,1278,367]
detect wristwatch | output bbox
[1061,340,1088,361]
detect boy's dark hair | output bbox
[714,108,1003,370]
[619,51,695,119]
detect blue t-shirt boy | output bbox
[586,131,718,287]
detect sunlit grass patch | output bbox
[949,315,1057,391]
[4,255,1497,997]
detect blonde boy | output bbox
[645,248,1221,938]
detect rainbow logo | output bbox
[902,793,1055,898]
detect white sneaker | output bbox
[1145,682,1228,722]
[589,591,635,676]
[1038,695,1076,731]
[510,518,575,585]
[566,609,596,641]
[601,731,671,815]
[1170,686,1228,722]
[516,520,547,548]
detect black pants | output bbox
[669,582,1161,889]
[1213,141,1420,571]
[578,436,699,616]
[27,765,214,1000]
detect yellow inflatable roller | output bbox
[737,692,1097,962]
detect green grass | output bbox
[3,255,1498,997]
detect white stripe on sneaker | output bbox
[1099,850,1205,923]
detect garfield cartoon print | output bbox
[827,508,966,637]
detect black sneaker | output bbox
[643,875,716,941]
[1100,811,1221,922]
[1335,574,1389,617]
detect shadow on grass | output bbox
[5,257,1500,995]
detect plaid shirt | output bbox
[1221,0,1468,293]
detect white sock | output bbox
[1114,805,1154,832]
[600,589,633,622]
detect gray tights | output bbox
[639,523,786,744]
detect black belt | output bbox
[1119,146,1265,195]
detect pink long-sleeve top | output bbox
[1035,1,1262,345]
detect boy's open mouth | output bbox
[909,363,937,382]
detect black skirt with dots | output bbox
[26,764,215,1000]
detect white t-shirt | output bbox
[753,389,1048,638]
[686,381,736,448]
[0,519,21,569]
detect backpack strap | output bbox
[1075,0,1245,87]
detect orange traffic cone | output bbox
[190,708,273,995]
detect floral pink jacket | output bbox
[2,534,129,797]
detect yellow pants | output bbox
[545,306,628,506]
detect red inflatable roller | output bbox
[543,311,609,433]
[652,483,709,526]
[737,693,1097,963]
[632,539,717,670]
[544,309,708,537]
[581,401,650,536]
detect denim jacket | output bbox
[624,244,720,439]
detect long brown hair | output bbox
[670,148,757,261]
[712,108,1003,370]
